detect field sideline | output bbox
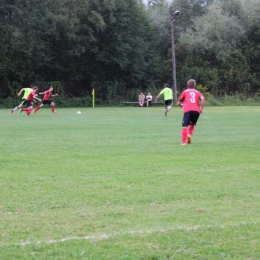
[1,106,260,259]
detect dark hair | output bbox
[164,83,169,88]
[33,86,38,90]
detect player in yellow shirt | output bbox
[155,83,173,116]
[10,85,34,114]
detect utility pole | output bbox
[170,6,179,103]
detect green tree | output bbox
[172,0,217,40]
[180,4,244,63]
[238,22,260,94]
[90,0,160,86]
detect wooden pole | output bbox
[170,6,177,103]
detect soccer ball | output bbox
[77,111,81,115]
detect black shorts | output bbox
[25,100,33,107]
[182,111,200,127]
[43,100,52,105]
[165,99,173,106]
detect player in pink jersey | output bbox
[177,79,205,145]
[34,86,58,114]
[20,86,41,116]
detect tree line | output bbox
[0,0,259,105]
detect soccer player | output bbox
[155,83,173,116]
[177,79,205,145]
[10,85,34,114]
[34,86,58,114]
[20,86,41,116]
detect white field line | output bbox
[11,221,257,247]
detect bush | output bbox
[206,97,222,106]
[0,97,20,108]
[55,94,92,107]
[1,85,260,108]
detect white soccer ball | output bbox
[77,111,81,115]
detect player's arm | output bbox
[17,88,24,96]
[33,94,38,102]
[199,95,205,113]
[177,98,184,107]
[155,94,161,102]
[177,100,183,107]
[38,91,46,95]
[33,95,41,102]
[177,92,184,107]
[51,94,58,97]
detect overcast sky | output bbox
[142,0,171,4]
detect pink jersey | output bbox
[26,90,36,101]
[43,90,52,100]
[179,89,203,113]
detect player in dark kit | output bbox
[20,86,41,116]
[177,79,205,145]
[34,86,58,114]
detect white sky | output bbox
[142,0,171,4]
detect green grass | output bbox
[1,106,260,259]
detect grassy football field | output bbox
[1,106,260,259]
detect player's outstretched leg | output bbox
[34,106,41,114]
[164,106,168,116]
[10,105,20,114]
[187,125,195,144]
[181,127,188,145]
[27,108,32,116]
[51,103,57,113]
[187,135,192,144]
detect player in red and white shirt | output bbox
[177,79,205,145]
[20,86,41,116]
[34,86,58,114]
